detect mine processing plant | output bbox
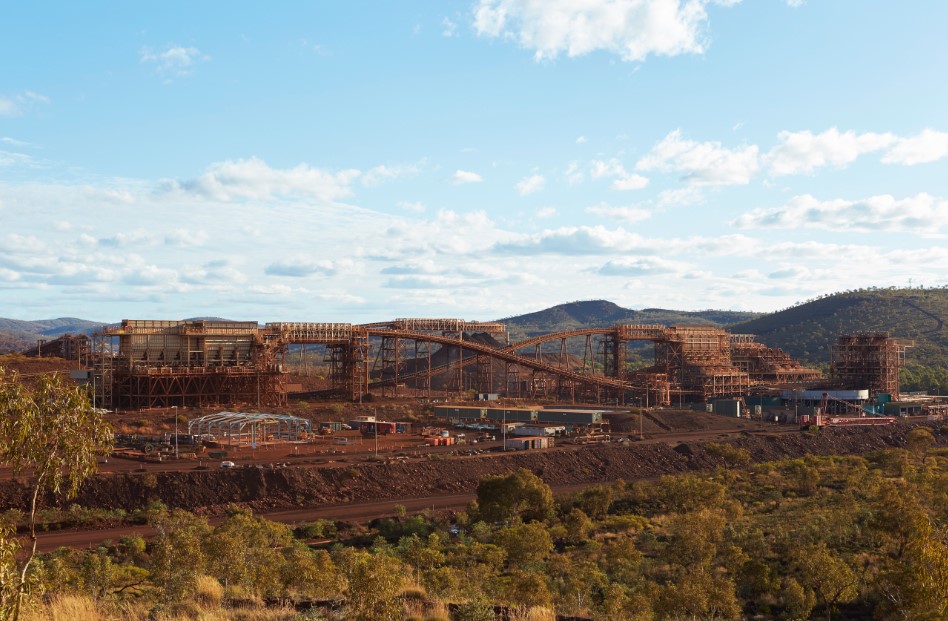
[88,318,900,411]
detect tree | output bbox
[0,369,113,620]
[474,469,553,523]
[792,543,859,621]
[875,516,948,620]
[204,508,293,598]
[148,507,211,603]
[493,521,554,567]
[905,427,935,461]
[333,547,409,621]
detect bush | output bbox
[194,574,224,607]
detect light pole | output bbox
[172,405,179,459]
[502,409,506,451]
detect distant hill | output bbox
[729,288,948,369]
[500,300,759,343]
[0,318,107,354]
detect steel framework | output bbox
[831,333,913,397]
[90,317,824,409]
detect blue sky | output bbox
[2,1,947,323]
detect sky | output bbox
[2,1,947,324]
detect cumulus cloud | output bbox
[590,158,649,190]
[265,257,340,277]
[636,129,758,186]
[451,170,483,184]
[585,203,651,223]
[515,173,545,195]
[881,129,948,165]
[140,45,208,77]
[597,256,687,276]
[167,157,360,203]
[734,193,948,234]
[565,160,584,185]
[765,127,896,176]
[472,0,741,62]
[493,225,648,255]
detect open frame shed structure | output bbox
[188,411,311,447]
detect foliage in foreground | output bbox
[0,433,945,620]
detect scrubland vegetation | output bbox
[1,430,945,621]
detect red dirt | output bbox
[1,420,942,519]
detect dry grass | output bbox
[423,600,452,621]
[194,574,225,608]
[24,595,103,621]
[509,606,557,621]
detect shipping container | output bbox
[360,421,397,436]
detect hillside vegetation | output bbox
[729,287,948,392]
[0,318,105,354]
[501,300,759,343]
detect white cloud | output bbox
[265,257,345,278]
[766,127,896,176]
[0,151,35,167]
[140,45,208,77]
[536,207,557,218]
[612,173,649,190]
[786,0,805,6]
[1,137,30,147]
[515,173,545,195]
[734,193,948,234]
[658,186,704,207]
[565,160,584,185]
[636,129,758,186]
[164,229,209,248]
[585,203,651,223]
[597,256,688,276]
[0,91,50,117]
[576,135,587,144]
[167,157,360,202]
[381,209,508,256]
[442,17,459,37]
[451,169,483,184]
[590,158,649,190]
[472,0,741,62]
[493,225,648,255]
[361,161,423,187]
[881,129,948,165]
[396,200,426,213]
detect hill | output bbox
[0,318,107,354]
[729,287,948,392]
[500,300,759,343]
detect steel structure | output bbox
[24,333,91,363]
[92,317,823,409]
[730,334,823,385]
[188,411,311,446]
[831,333,913,397]
[93,320,286,410]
